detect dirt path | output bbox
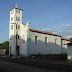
[0,56,72,72]
[0,60,60,72]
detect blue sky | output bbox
[0,0,72,43]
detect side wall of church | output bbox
[29,31,62,55]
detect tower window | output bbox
[16,17,20,21]
[18,25,20,30]
[11,11,12,14]
[18,35,19,40]
[35,36,38,44]
[16,34,19,40]
[19,10,20,14]
[16,34,17,39]
[16,9,18,13]
[45,37,48,44]
[18,17,20,21]
[11,25,13,30]
[16,17,17,20]
[16,24,17,29]
[11,10,14,14]
[11,17,13,21]
[55,38,58,44]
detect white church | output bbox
[9,5,70,57]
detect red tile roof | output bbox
[30,29,69,41]
[61,37,69,41]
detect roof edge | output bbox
[30,29,61,37]
[10,7,23,11]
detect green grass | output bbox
[29,54,67,62]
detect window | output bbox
[16,17,17,20]
[45,37,48,44]
[18,25,20,30]
[11,17,13,21]
[16,34,19,40]
[16,34,17,39]
[10,46,12,55]
[18,17,20,21]
[55,38,58,44]
[16,17,20,21]
[19,10,20,14]
[16,24,17,29]
[16,9,20,14]
[11,25,13,30]
[16,9,18,13]
[11,10,14,14]
[11,10,12,14]
[18,35,19,40]
[35,36,38,44]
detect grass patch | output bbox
[29,54,67,62]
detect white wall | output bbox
[9,9,16,56]
[20,22,29,56]
[9,7,23,56]
[29,31,62,55]
[67,46,72,60]
[61,40,70,54]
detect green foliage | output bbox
[0,41,9,54]
[0,41,9,50]
[30,54,67,61]
[69,38,72,42]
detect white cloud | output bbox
[54,30,72,39]
[42,28,52,32]
[66,35,72,39]
[42,26,72,39]
[61,24,72,27]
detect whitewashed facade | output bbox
[9,5,70,57]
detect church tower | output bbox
[9,4,23,56]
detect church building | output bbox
[9,5,70,57]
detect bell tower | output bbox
[9,4,23,56]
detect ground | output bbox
[0,60,59,72]
[0,55,72,72]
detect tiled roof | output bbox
[30,29,69,41]
[61,37,69,41]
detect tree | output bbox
[69,38,72,42]
[0,41,9,54]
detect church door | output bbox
[17,46,20,56]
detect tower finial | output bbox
[16,3,17,7]
[14,3,18,8]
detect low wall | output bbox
[67,46,72,60]
[0,49,6,55]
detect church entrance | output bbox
[16,46,20,56]
[10,46,11,56]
